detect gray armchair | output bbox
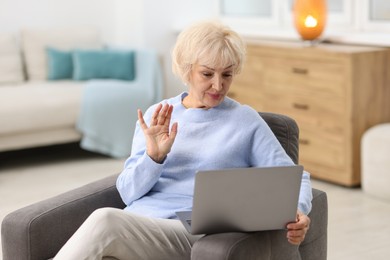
[1,112,328,260]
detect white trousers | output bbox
[54,208,202,260]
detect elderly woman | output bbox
[54,21,312,260]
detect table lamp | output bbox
[293,0,327,41]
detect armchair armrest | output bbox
[191,188,327,260]
[1,174,125,260]
[299,188,328,260]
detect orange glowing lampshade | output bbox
[293,0,327,41]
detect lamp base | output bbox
[300,38,323,47]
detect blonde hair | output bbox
[172,20,246,84]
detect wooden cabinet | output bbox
[230,40,390,186]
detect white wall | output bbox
[113,0,145,48]
[0,0,117,43]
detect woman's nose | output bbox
[212,76,223,91]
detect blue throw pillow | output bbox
[72,49,136,81]
[46,48,73,80]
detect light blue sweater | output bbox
[117,92,312,219]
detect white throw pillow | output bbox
[0,33,24,85]
[21,27,102,81]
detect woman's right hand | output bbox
[138,103,178,163]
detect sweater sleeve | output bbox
[116,106,164,206]
[298,171,313,215]
[248,110,313,215]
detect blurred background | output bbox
[1,1,390,259]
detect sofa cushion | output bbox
[0,33,24,84]
[46,47,73,80]
[0,81,84,135]
[21,27,102,81]
[73,49,136,81]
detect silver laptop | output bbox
[176,165,303,235]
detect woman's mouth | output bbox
[208,93,222,100]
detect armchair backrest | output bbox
[258,112,299,164]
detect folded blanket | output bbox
[77,50,163,158]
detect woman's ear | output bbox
[184,74,192,86]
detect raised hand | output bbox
[138,103,178,163]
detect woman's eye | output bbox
[223,73,232,78]
[202,72,213,77]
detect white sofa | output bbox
[0,81,84,152]
[0,27,102,152]
[0,28,162,157]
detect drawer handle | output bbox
[299,139,310,145]
[292,67,308,75]
[293,103,309,110]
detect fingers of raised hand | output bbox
[138,109,148,130]
[169,122,178,141]
[151,103,163,126]
[139,103,173,130]
[158,104,173,126]
[150,103,172,126]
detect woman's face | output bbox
[185,63,234,109]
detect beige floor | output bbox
[1,144,390,260]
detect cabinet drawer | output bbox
[237,41,390,186]
[301,161,352,185]
[261,91,347,135]
[261,57,346,98]
[298,126,347,169]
